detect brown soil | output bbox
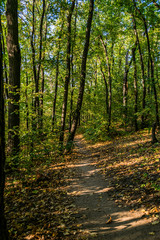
[67,134,160,240]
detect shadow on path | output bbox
[67,135,160,240]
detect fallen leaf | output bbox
[106,215,112,224]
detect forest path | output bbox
[67,135,160,240]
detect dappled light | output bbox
[1,0,160,239]
[64,134,160,239]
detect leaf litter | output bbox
[5,129,160,239]
[84,130,160,222]
[5,155,80,239]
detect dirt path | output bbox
[67,135,160,240]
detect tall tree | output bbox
[0,12,9,240]
[100,35,112,130]
[132,46,138,131]
[134,0,159,125]
[59,0,75,149]
[66,0,94,151]
[39,20,47,130]
[132,14,146,128]
[52,22,64,130]
[123,49,133,126]
[31,0,46,129]
[69,0,78,132]
[99,61,109,117]
[6,0,21,161]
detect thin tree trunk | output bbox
[31,0,46,129]
[69,52,75,132]
[94,60,97,98]
[132,47,138,131]
[66,0,94,152]
[6,0,21,161]
[132,14,146,128]
[0,13,9,240]
[99,35,112,129]
[100,62,109,117]
[1,26,8,99]
[40,67,44,130]
[69,1,78,132]
[52,50,59,130]
[59,0,75,149]
[135,1,159,125]
[31,0,37,129]
[25,73,29,130]
[39,20,47,131]
[123,48,134,126]
[123,50,129,124]
[52,22,63,130]
[37,0,46,128]
[143,14,159,125]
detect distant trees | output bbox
[1,0,160,159]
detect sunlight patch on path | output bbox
[67,136,160,239]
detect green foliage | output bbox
[4,0,160,165]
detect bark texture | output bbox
[6,0,21,160]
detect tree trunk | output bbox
[132,47,138,131]
[37,0,46,128]
[40,67,44,130]
[123,50,129,126]
[31,0,37,129]
[135,1,159,125]
[69,0,77,132]
[59,0,75,150]
[52,22,63,130]
[25,73,29,130]
[152,122,158,144]
[6,0,21,162]
[69,53,75,132]
[66,0,94,152]
[142,12,159,125]
[132,14,146,128]
[0,13,9,240]
[99,35,112,130]
[52,50,59,130]
[39,20,47,131]
[123,47,134,127]
[1,25,8,99]
[31,0,46,129]
[100,62,109,117]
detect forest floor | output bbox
[67,133,160,239]
[5,130,160,239]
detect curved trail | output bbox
[67,135,160,240]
